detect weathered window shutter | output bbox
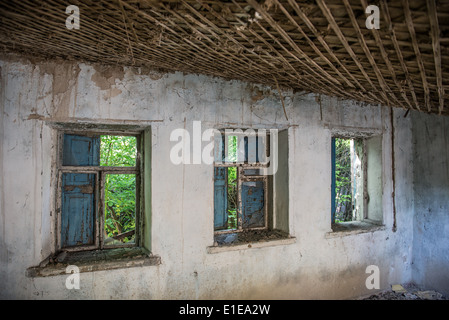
[214,167,227,230]
[61,173,96,247]
[241,180,265,228]
[244,136,249,163]
[63,134,100,166]
[331,137,336,223]
[244,135,260,163]
[61,134,100,248]
[214,133,225,163]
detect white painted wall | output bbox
[411,111,449,296]
[0,56,417,299]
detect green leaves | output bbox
[100,135,137,167]
[100,135,137,243]
[227,135,238,162]
[334,138,353,221]
[104,173,136,242]
[227,166,238,229]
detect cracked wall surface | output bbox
[412,112,449,295]
[0,55,425,299]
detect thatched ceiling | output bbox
[0,0,448,115]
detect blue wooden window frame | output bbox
[214,130,269,233]
[57,131,142,252]
[331,137,336,224]
[214,167,228,230]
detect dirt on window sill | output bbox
[214,229,291,246]
[26,247,161,277]
[326,220,385,238]
[208,229,295,253]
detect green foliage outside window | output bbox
[334,138,353,222]
[227,136,238,229]
[100,135,137,243]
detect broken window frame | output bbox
[213,129,271,235]
[55,129,143,252]
[331,133,383,227]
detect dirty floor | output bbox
[362,283,447,300]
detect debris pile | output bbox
[364,283,447,300]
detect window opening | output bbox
[332,137,362,223]
[331,135,383,230]
[214,130,269,234]
[58,132,141,251]
[103,173,136,246]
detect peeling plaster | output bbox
[91,64,125,90]
[0,57,423,300]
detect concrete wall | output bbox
[411,111,449,296]
[366,135,383,222]
[273,129,289,233]
[0,56,417,299]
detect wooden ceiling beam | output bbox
[380,0,420,111]
[360,0,413,110]
[403,0,431,112]
[181,0,297,85]
[246,0,342,89]
[245,0,376,103]
[426,0,445,115]
[121,1,265,84]
[221,1,318,92]
[316,0,389,105]
[286,0,375,102]
[0,0,446,115]
[273,0,355,90]
[342,0,405,109]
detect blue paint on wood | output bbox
[61,134,100,248]
[331,137,336,223]
[256,135,260,163]
[214,134,226,163]
[244,136,248,163]
[242,180,265,228]
[244,136,260,163]
[214,167,228,230]
[63,134,100,166]
[61,173,96,247]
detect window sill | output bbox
[208,229,296,254]
[326,220,385,238]
[26,247,161,278]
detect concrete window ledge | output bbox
[26,247,161,278]
[207,237,296,254]
[325,220,386,239]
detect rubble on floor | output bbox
[364,283,447,300]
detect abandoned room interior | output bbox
[0,0,448,300]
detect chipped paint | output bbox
[91,64,125,90]
[0,57,424,300]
